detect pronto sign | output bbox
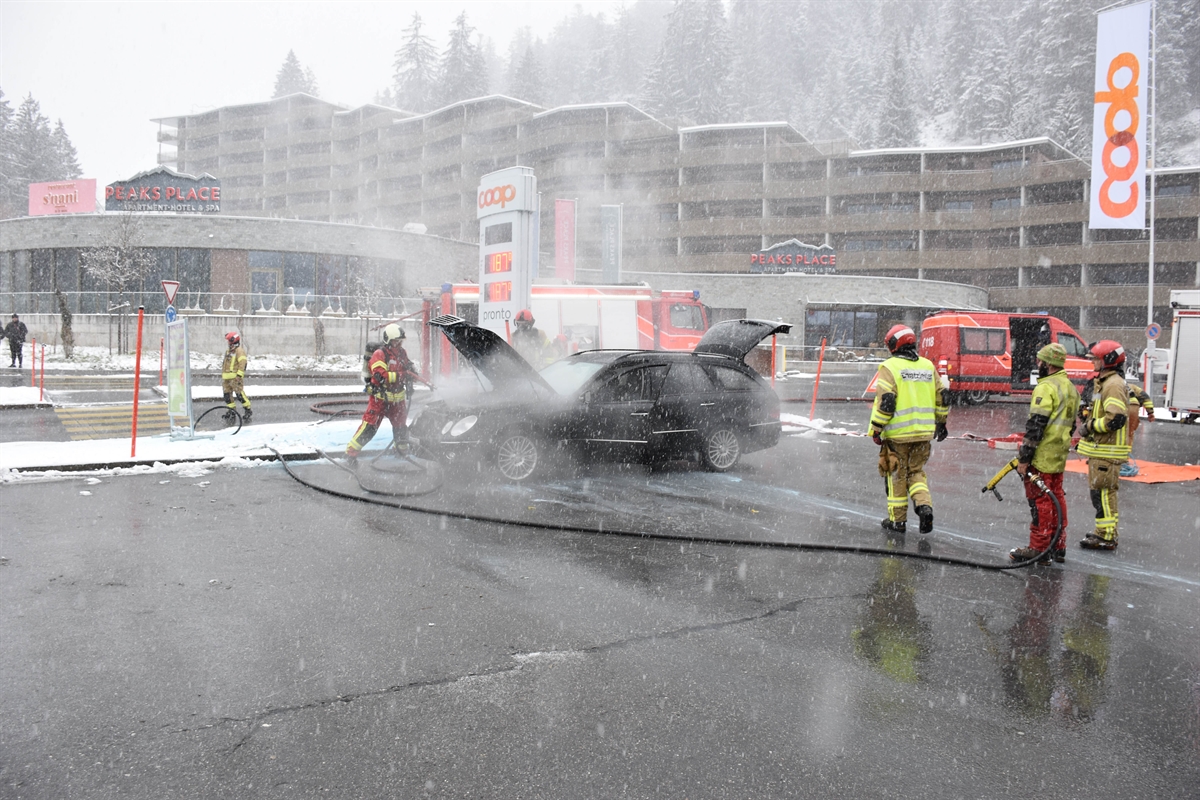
[106,165,221,214]
[1089,1,1149,230]
[28,179,96,216]
[750,239,837,274]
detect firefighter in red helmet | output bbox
[868,324,949,534]
[221,331,251,421]
[1076,340,1130,550]
[511,308,554,366]
[345,323,422,465]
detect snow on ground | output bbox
[13,345,362,373]
[0,418,363,481]
[781,412,864,437]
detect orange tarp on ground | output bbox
[1064,458,1200,484]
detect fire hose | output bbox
[982,457,1065,565]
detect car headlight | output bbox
[449,415,478,437]
[406,406,423,427]
[441,420,454,435]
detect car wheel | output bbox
[702,428,741,472]
[496,430,541,482]
[964,389,989,405]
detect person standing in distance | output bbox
[1077,340,1130,551]
[511,309,554,366]
[3,313,28,368]
[1011,343,1080,563]
[221,332,252,421]
[868,324,949,534]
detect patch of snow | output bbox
[781,412,864,437]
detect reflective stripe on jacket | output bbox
[221,345,247,380]
[1077,370,1131,461]
[870,356,946,443]
[1028,369,1080,474]
[368,348,409,404]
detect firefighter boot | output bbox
[1080,533,1117,551]
[242,408,252,422]
[880,519,906,534]
[1009,546,1050,563]
[915,505,934,534]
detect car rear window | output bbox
[960,327,1007,355]
[706,365,760,391]
[539,359,610,395]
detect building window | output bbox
[944,200,974,211]
[991,196,1020,210]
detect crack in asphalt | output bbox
[218,591,858,754]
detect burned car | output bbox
[407,316,791,481]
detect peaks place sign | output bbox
[750,239,837,275]
[105,166,220,214]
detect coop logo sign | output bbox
[478,184,517,209]
[750,239,837,275]
[1089,2,1149,230]
[105,165,221,214]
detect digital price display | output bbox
[485,251,513,274]
[485,281,512,302]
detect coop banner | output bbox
[1089,1,1150,230]
[751,239,837,274]
[106,165,221,213]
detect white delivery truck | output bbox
[1163,289,1200,423]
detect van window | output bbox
[1057,332,1089,357]
[961,328,1007,355]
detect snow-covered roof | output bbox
[678,121,793,133]
[152,93,345,127]
[1153,164,1200,176]
[531,102,671,130]
[387,94,545,128]
[849,137,1080,161]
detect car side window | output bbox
[1057,332,1089,357]
[593,366,668,403]
[660,362,714,396]
[706,365,759,392]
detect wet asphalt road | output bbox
[1,387,1199,798]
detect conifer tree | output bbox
[52,120,82,179]
[393,12,439,112]
[641,0,734,125]
[437,12,488,107]
[273,50,319,98]
[510,45,546,107]
[877,38,918,148]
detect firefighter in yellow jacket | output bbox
[1076,340,1131,550]
[221,332,251,421]
[869,324,949,534]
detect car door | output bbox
[577,364,666,461]
[650,360,715,458]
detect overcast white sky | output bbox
[1,1,624,184]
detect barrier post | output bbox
[131,307,145,458]
[809,337,827,421]
[39,346,45,402]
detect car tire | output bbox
[963,389,989,405]
[702,428,741,472]
[495,430,542,482]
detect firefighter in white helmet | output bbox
[345,323,421,464]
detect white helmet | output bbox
[382,323,404,345]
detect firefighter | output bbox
[1011,343,1080,562]
[1076,340,1130,551]
[345,323,419,464]
[221,332,251,421]
[511,309,553,366]
[868,324,949,534]
[1120,383,1155,477]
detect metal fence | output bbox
[0,291,423,320]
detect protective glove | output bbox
[935,422,948,442]
[871,430,883,446]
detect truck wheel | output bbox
[702,428,741,472]
[496,430,541,482]
[964,389,989,405]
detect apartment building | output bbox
[154,93,1200,342]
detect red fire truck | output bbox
[423,283,709,375]
[919,311,1094,404]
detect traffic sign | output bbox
[165,305,177,323]
[1146,322,1161,340]
[161,280,180,306]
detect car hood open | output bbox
[429,315,556,393]
[693,319,793,359]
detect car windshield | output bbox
[538,358,612,396]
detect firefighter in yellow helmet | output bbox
[221,332,251,421]
[1076,340,1130,550]
[345,323,421,464]
[868,324,949,534]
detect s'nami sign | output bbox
[105,165,221,214]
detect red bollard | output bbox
[809,337,827,422]
[131,307,145,458]
[39,346,45,402]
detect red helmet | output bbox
[225,331,240,346]
[884,324,916,353]
[1088,339,1125,368]
[515,309,534,325]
